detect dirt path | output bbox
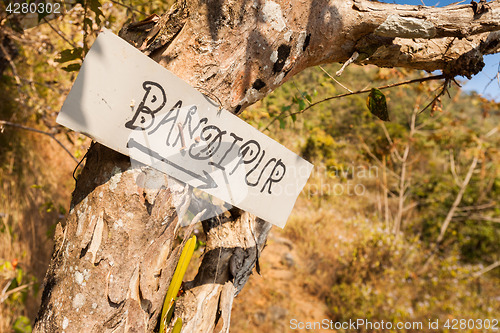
[231,231,333,333]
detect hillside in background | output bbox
[1,3,499,332]
[231,63,500,332]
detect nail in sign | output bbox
[57,29,313,228]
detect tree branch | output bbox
[0,120,78,163]
[318,66,353,93]
[472,260,500,278]
[456,202,496,212]
[449,149,462,187]
[437,144,481,244]
[454,214,500,223]
[263,74,445,130]
[0,282,34,304]
[356,31,500,78]
[353,0,500,39]
[392,105,418,235]
[42,18,77,49]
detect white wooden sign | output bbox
[57,29,313,228]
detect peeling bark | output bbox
[172,211,271,332]
[34,144,194,332]
[35,0,500,332]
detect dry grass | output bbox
[231,157,500,332]
[0,132,75,331]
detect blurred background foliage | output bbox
[0,0,499,332]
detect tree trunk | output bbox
[34,0,500,332]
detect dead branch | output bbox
[449,149,462,187]
[456,202,496,212]
[454,214,500,223]
[318,66,353,93]
[0,282,34,304]
[0,120,78,163]
[42,18,77,49]
[472,260,500,278]
[436,144,481,244]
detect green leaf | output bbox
[55,48,84,64]
[194,238,206,251]
[279,118,286,129]
[366,88,390,121]
[12,316,31,333]
[62,63,81,72]
[16,268,23,285]
[0,261,13,271]
[291,113,297,122]
[305,93,312,103]
[298,99,306,111]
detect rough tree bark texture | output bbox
[34,0,500,332]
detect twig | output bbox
[359,139,401,180]
[377,180,398,198]
[382,155,390,228]
[0,280,12,298]
[456,202,496,212]
[449,149,462,187]
[415,106,446,130]
[292,81,312,105]
[380,121,404,162]
[0,120,78,163]
[436,144,481,244]
[418,78,452,115]
[42,18,77,49]
[380,121,394,146]
[263,74,446,131]
[0,282,34,304]
[402,202,418,213]
[392,106,418,235]
[422,134,491,271]
[319,66,353,93]
[20,77,65,94]
[109,0,147,16]
[485,127,499,138]
[481,61,500,95]
[472,261,500,278]
[454,214,500,223]
[336,52,359,76]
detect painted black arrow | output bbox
[126,138,218,190]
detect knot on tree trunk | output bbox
[443,47,485,79]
